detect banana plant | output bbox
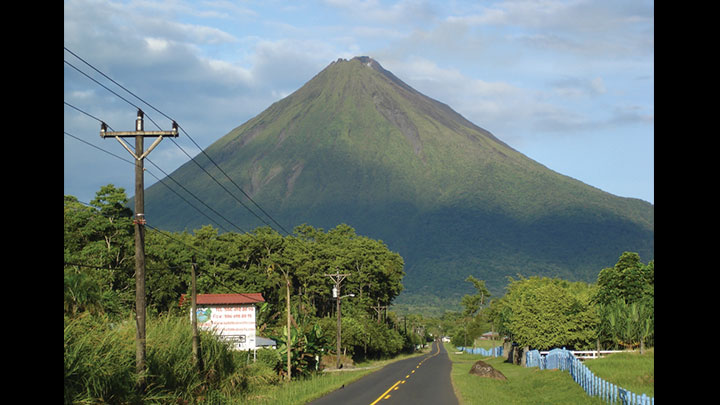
[270,317,329,378]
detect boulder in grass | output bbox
[469,360,507,381]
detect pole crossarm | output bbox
[100,111,178,161]
[324,271,349,285]
[102,129,179,137]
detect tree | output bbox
[595,252,652,306]
[594,252,654,351]
[459,275,491,348]
[492,277,598,350]
[600,298,654,352]
[461,275,491,317]
[64,186,135,317]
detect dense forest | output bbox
[64,184,423,367]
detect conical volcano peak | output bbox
[144,53,653,306]
[330,56,386,74]
[352,55,379,68]
[333,56,377,65]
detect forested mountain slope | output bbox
[143,57,653,310]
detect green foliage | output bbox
[64,313,137,404]
[256,348,282,370]
[460,275,491,318]
[64,187,136,319]
[489,276,599,350]
[595,252,654,306]
[65,186,405,320]
[140,56,653,314]
[594,252,654,350]
[65,184,411,391]
[64,312,280,404]
[269,320,329,378]
[598,298,654,351]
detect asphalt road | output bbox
[308,340,458,405]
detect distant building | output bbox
[480,331,500,340]
[180,293,265,351]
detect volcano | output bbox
[143,56,653,311]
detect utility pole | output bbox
[101,109,178,392]
[371,301,387,324]
[191,256,200,370]
[324,270,349,369]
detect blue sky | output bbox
[64,0,653,206]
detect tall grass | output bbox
[64,313,275,404]
[65,312,429,404]
[64,313,137,404]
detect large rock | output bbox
[469,360,507,381]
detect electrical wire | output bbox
[64,48,320,268]
[64,46,291,236]
[67,199,257,298]
[64,128,237,233]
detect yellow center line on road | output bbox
[368,342,444,404]
[369,380,402,405]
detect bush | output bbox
[256,348,283,370]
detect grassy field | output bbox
[444,342,605,405]
[583,349,654,397]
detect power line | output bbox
[65,131,132,165]
[64,128,237,233]
[166,136,277,232]
[178,131,293,236]
[64,73,248,233]
[66,200,256,298]
[65,48,321,283]
[64,46,291,236]
[143,157,243,233]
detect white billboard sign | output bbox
[194,304,257,351]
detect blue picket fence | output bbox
[525,348,654,405]
[456,345,503,357]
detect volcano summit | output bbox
[143,56,653,309]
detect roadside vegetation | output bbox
[64,185,428,404]
[64,184,653,403]
[436,249,654,404]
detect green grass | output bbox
[444,343,605,405]
[65,310,432,404]
[583,349,654,397]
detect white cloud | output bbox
[64,0,653,203]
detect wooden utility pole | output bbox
[324,270,349,369]
[101,110,178,392]
[371,302,387,324]
[191,256,200,369]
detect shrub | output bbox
[256,348,283,370]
